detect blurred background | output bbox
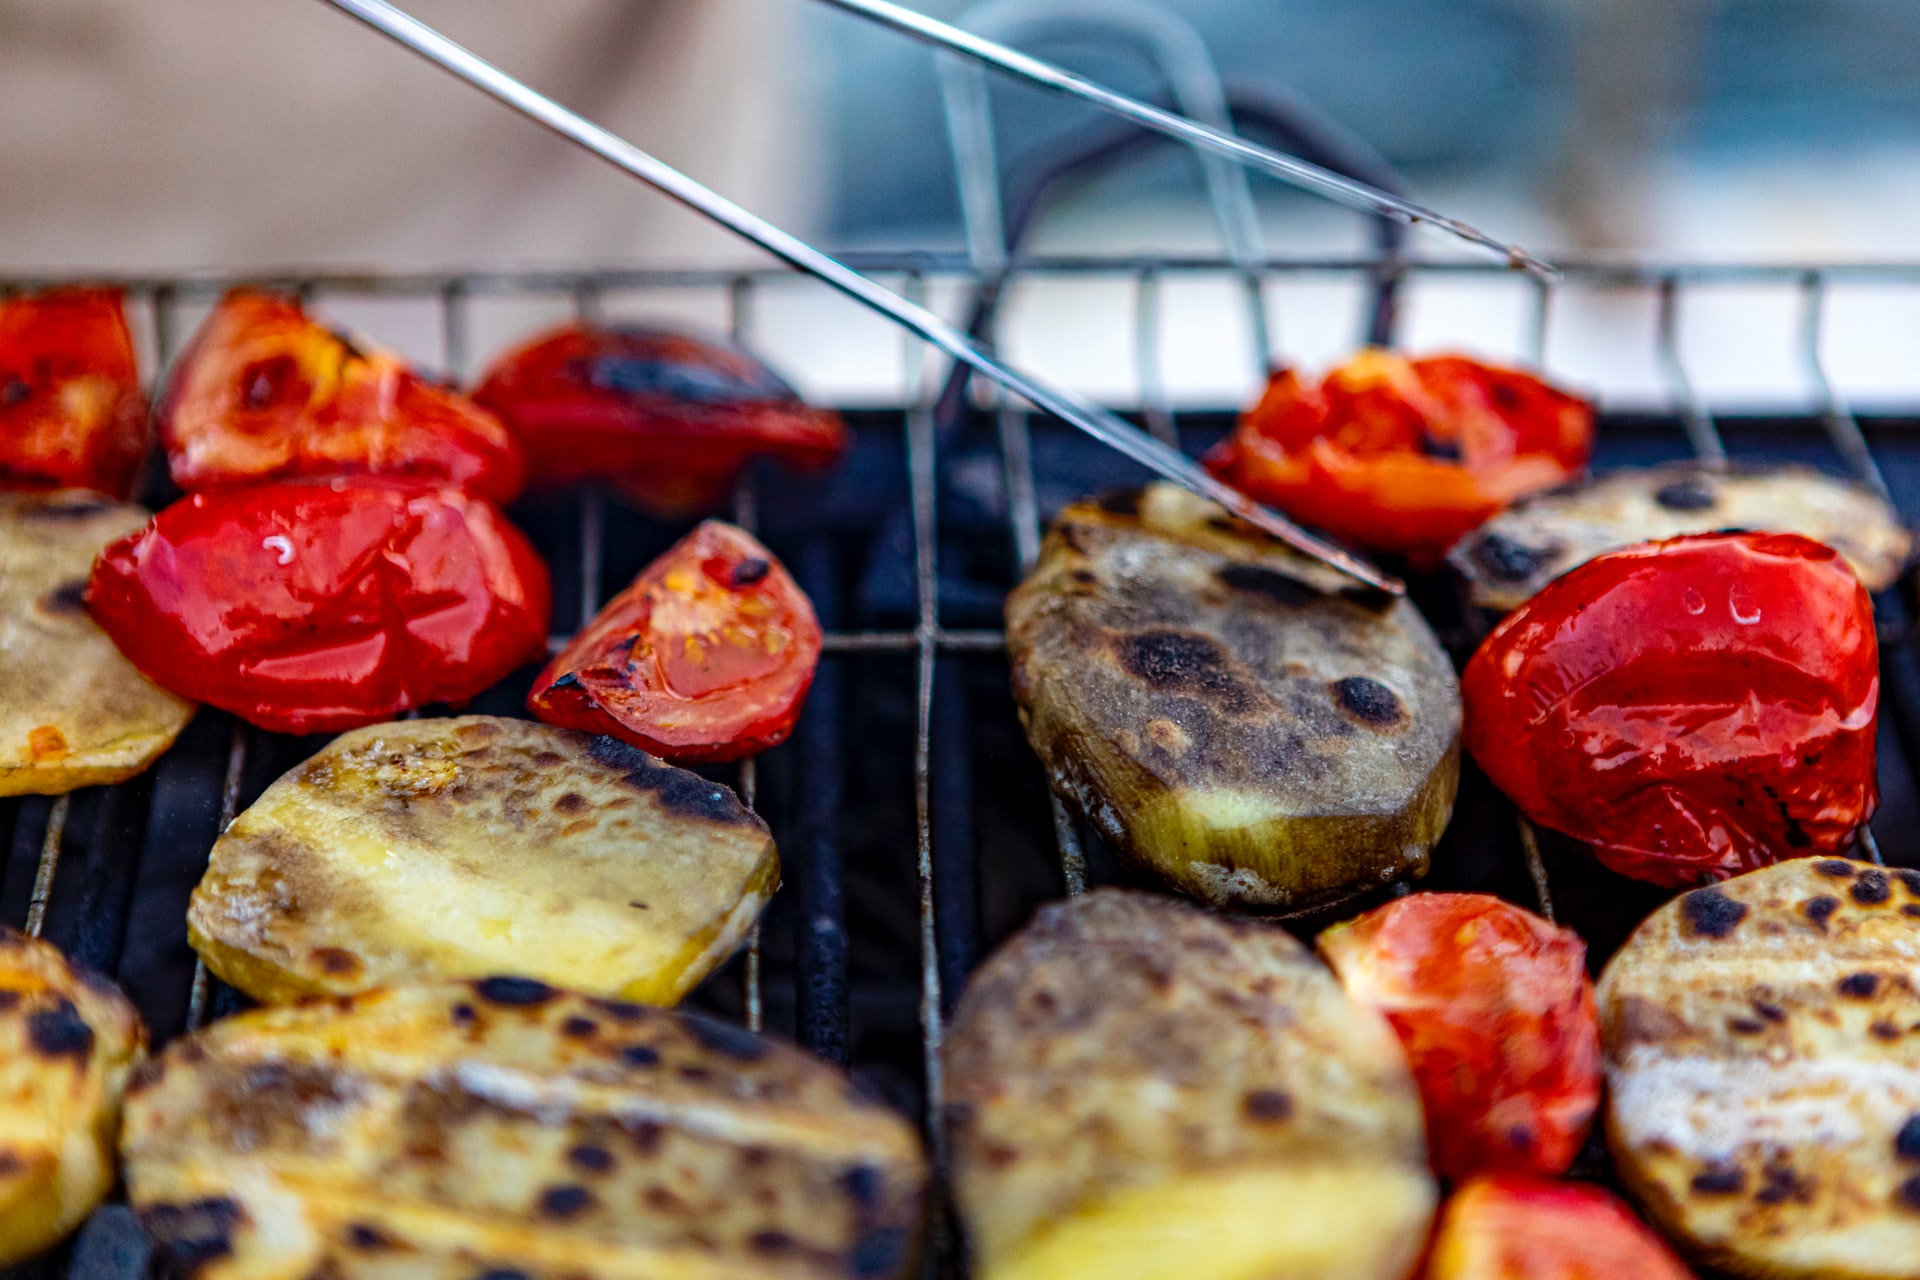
[3,0,1918,407]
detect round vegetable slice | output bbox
[1318,892,1601,1181]
[530,520,820,762]
[1463,531,1878,886]
[1426,1175,1695,1280]
[87,479,551,734]
[0,287,148,498]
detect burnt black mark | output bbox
[345,1224,392,1251]
[849,1226,912,1279]
[553,792,588,816]
[568,1144,614,1174]
[588,737,758,827]
[677,1065,715,1084]
[0,378,29,407]
[1728,1018,1766,1035]
[619,1044,661,1068]
[1752,999,1788,1023]
[752,1230,795,1255]
[27,998,93,1059]
[1783,818,1812,849]
[1802,896,1841,929]
[1420,433,1462,461]
[24,495,111,522]
[1898,870,1920,896]
[1094,488,1142,517]
[36,580,88,617]
[1691,1165,1746,1195]
[474,977,556,1007]
[1470,532,1548,583]
[474,1271,531,1280]
[141,1198,244,1276]
[843,1165,883,1212]
[451,1003,476,1029]
[1899,1116,1920,1162]
[627,1120,664,1156]
[1654,478,1718,511]
[682,1011,768,1062]
[1839,973,1881,999]
[560,1016,597,1038]
[1681,889,1748,939]
[1216,562,1316,608]
[1242,1089,1294,1122]
[1874,1021,1903,1041]
[1899,1177,1920,1213]
[537,1185,594,1219]
[0,990,22,1011]
[1755,1161,1813,1206]
[311,947,362,977]
[1853,869,1892,905]
[1114,631,1250,712]
[1338,584,1396,613]
[588,997,648,1023]
[1331,676,1404,728]
[731,557,771,588]
[1817,859,1857,878]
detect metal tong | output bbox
[318,0,1439,594]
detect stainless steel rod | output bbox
[317,0,1401,593]
[816,0,1553,278]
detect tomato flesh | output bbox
[161,291,524,502]
[1426,1175,1695,1279]
[87,479,550,734]
[1318,893,1600,1182]
[1204,351,1592,562]
[0,288,148,497]
[1463,531,1878,886]
[530,521,820,762]
[472,325,847,517]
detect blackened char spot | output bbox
[0,378,28,406]
[849,1226,911,1279]
[568,1144,614,1174]
[1242,1089,1294,1121]
[560,1016,597,1038]
[345,1224,392,1251]
[620,1044,661,1068]
[1898,870,1920,896]
[1215,562,1315,608]
[1755,1161,1812,1206]
[843,1164,883,1212]
[1094,488,1142,516]
[27,998,93,1059]
[1681,889,1748,939]
[1338,584,1396,613]
[1114,631,1250,712]
[1752,999,1788,1023]
[1470,532,1548,583]
[681,1011,768,1062]
[1838,972,1881,999]
[588,997,648,1023]
[1898,1115,1920,1161]
[1420,433,1462,461]
[537,1185,594,1219]
[474,977,556,1007]
[24,495,111,521]
[141,1198,245,1276]
[588,738,757,827]
[1728,1019,1765,1035]
[1802,896,1841,929]
[1783,818,1812,849]
[752,1231,795,1254]
[1853,869,1892,905]
[1654,478,1718,511]
[1691,1166,1746,1195]
[731,557,771,587]
[1331,676,1403,727]
[1817,859,1856,878]
[1898,1177,1920,1213]
[37,580,88,617]
[474,1271,531,1280]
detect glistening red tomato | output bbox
[1203,351,1592,562]
[161,291,523,501]
[471,325,847,516]
[1318,893,1600,1182]
[87,479,550,734]
[1425,1175,1695,1280]
[529,521,820,762]
[0,288,148,497]
[1463,532,1878,886]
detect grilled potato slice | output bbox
[1599,858,1920,1279]
[121,978,929,1280]
[1451,463,1912,610]
[1005,483,1460,911]
[945,889,1436,1280]
[0,927,145,1264]
[0,491,195,795]
[189,716,776,1005]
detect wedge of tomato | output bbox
[87,479,550,734]
[0,287,149,497]
[1463,531,1878,886]
[530,521,820,762]
[1318,893,1601,1182]
[1426,1175,1695,1279]
[1204,351,1592,563]
[161,291,523,501]
[471,324,847,517]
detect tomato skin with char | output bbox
[86,479,551,735]
[471,325,847,517]
[1463,531,1878,887]
[1425,1174,1696,1279]
[1204,351,1592,563]
[1318,893,1601,1182]
[0,288,149,498]
[530,521,820,763]
[161,291,524,502]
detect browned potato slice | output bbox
[0,491,195,795]
[1599,858,1920,1279]
[945,890,1436,1280]
[0,927,145,1264]
[1451,463,1912,610]
[189,716,776,1005]
[121,977,928,1280]
[1005,483,1460,911]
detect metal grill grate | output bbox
[1,256,1918,1280]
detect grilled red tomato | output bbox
[1464,531,1878,886]
[161,291,523,501]
[0,287,148,497]
[1318,893,1600,1182]
[471,325,847,516]
[1204,351,1592,562]
[530,521,819,762]
[1426,1175,1695,1279]
[87,479,550,734]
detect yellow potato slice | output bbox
[0,491,195,795]
[121,978,929,1280]
[189,715,777,1005]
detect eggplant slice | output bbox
[1451,463,1912,610]
[1005,483,1460,912]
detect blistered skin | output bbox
[87,480,551,734]
[1318,893,1601,1181]
[531,521,821,763]
[161,291,524,501]
[472,324,847,516]
[0,288,148,498]
[1425,1175,1696,1280]
[1463,531,1878,886]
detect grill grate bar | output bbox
[23,794,70,937]
[1655,276,1728,466]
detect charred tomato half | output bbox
[0,288,148,497]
